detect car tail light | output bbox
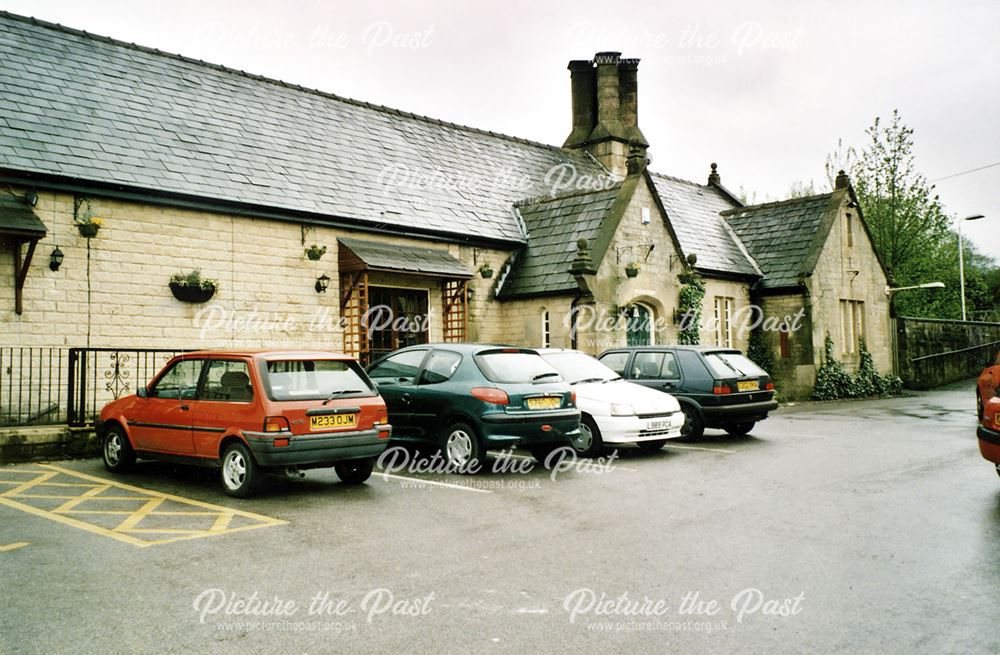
[570,389,576,405]
[471,387,510,405]
[375,419,391,440]
[765,382,775,391]
[264,416,290,432]
[273,437,290,447]
[712,382,731,395]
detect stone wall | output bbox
[896,317,1000,389]
[1,189,513,352]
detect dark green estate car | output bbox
[366,344,581,470]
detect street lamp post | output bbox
[958,214,985,321]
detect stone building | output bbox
[0,11,891,421]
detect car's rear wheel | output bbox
[977,390,984,421]
[726,422,755,436]
[679,405,705,440]
[442,422,484,473]
[572,416,604,457]
[102,426,135,472]
[335,458,375,485]
[996,463,1000,479]
[221,442,260,498]
[637,439,667,452]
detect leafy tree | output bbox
[837,110,951,277]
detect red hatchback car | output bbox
[977,350,1000,421]
[97,351,391,497]
[978,395,1000,479]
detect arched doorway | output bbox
[625,303,654,346]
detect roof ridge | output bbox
[647,170,709,188]
[721,192,833,217]
[514,183,623,207]
[0,10,569,155]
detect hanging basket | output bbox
[169,282,217,303]
[77,223,100,238]
[625,264,640,278]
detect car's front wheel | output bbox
[571,416,604,457]
[726,422,755,436]
[220,442,260,498]
[679,405,705,440]
[335,458,375,485]
[442,422,484,473]
[977,389,984,421]
[102,426,135,472]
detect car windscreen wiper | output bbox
[571,377,607,385]
[322,389,363,405]
[532,372,560,381]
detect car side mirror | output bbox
[136,387,147,398]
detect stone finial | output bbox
[835,169,850,190]
[570,238,593,273]
[626,140,647,175]
[708,162,720,185]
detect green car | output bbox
[366,344,581,470]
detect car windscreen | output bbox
[474,350,564,384]
[264,359,374,401]
[704,352,767,378]
[541,351,618,384]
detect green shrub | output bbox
[812,333,901,400]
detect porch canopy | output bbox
[337,237,472,364]
[0,195,47,314]
[338,237,473,278]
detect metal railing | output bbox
[0,347,68,425]
[67,348,187,427]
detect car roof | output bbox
[383,343,532,354]
[181,350,354,359]
[603,345,741,354]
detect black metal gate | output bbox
[67,348,186,426]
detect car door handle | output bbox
[180,405,190,411]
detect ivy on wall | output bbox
[746,327,774,374]
[812,333,902,400]
[677,272,705,345]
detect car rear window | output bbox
[704,352,767,378]
[474,350,563,384]
[264,359,374,401]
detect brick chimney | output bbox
[563,52,647,176]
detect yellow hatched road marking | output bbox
[0,464,286,548]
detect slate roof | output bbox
[0,12,611,244]
[649,173,759,277]
[722,194,834,289]
[498,187,621,298]
[338,237,471,278]
[0,195,46,238]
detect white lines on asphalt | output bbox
[504,453,639,472]
[376,473,494,493]
[514,608,549,614]
[660,444,736,454]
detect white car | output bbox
[538,349,685,456]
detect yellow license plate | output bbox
[737,381,760,392]
[527,396,561,410]
[310,413,358,430]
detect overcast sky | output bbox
[6,0,997,261]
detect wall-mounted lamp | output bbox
[25,190,38,207]
[49,246,64,271]
[315,273,330,293]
